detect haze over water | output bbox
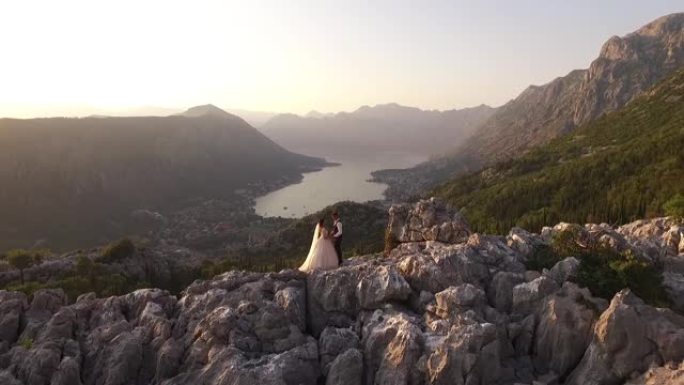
[254,152,425,218]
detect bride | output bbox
[299,218,339,273]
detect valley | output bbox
[0,7,684,385]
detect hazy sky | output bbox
[1,0,682,117]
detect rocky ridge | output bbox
[0,198,683,384]
[376,13,684,200]
[466,12,684,162]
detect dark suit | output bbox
[332,220,343,264]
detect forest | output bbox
[433,69,684,234]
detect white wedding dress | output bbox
[298,224,339,273]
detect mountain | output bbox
[224,108,278,127]
[0,106,325,251]
[178,103,235,118]
[260,103,496,158]
[0,199,682,385]
[433,66,684,234]
[378,13,684,198]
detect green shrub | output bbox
[6,281,43,297]
[525,244,563,271]
[663,193,684,218]
[99,238,136,263]
[573,249,625,300]
[609,251,670,307]
[6,249,35,284]
[18,337,33,350]
[545,229,670,306]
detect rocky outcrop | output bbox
[388,198,471,244]
[474,12,684,161]
[0,201,682,384]
[566,289,684,385]
[378,13,684,200]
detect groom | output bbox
[331,211,343,265]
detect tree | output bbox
[99,238,136,262]
[7,249,35,285]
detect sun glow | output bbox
[0,0,681,118]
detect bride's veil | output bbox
[307,223,321,258]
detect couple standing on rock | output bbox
[298,211,343,273]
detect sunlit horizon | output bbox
[1,0,682,119]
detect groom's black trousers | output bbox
[334,237,343,264]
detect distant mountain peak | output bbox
[305,110,330,119]
[180,104,232,118]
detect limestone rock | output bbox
[544,257,580,285]
[566,289,684,385]
[318,327,359,375]
[388,198,471,244]
[307,266,360,336]
[275,285,307,332]
[488,271,524,313]
[356,265,411,309]
[434,284,486,319]
[362,310,423,385]
[0,291,27,345]
[394,242,490,293]
[325,348,363,385]
[625,361,684,385]
[507,227,546,259]
[425,322,502,385]
[534,283,606,377]
[512,276,560,315]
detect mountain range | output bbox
[435,65,684,233]
[0,106,324,250]
[260,103,496,158]
[376,12,684,198]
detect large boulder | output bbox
[617,217,684,259]
[534,283,607,378]
[544,257,580,285]
[511,276,560,315]
[318,327,359,375]
[307,266,361,336]
[393,242,490,293]
[507,227,547,259]
[275,285,307,332]
[424,322,503,385]
[325,348,363,385]
[356,265,412,309]
[434,284,486,319]
[487,271,524,313]
[388,198,471,244]
[566,289,684,385]
[0,291,27,346]
[625,361,684,385]
[362,310,424,385]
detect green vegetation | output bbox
[2,242,198,301]
[202,202,387,275]
[98,238,136,263]
[6,253,151,301]
[527,227,669,307]
[4,249,47,285]
[664,193,684,218]
[434,68,684,234]
[18,337,33,350]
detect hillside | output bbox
[0,106,326,251]
[0,199,683,385]
[260,103,495,157]
[377,13,684,199]
[433,67,684,234]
